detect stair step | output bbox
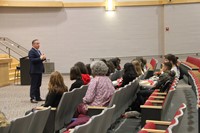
[9,72,20,78]
[9,68,17,73]
[11,63,19,67]
[9,77,20,84]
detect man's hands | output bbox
[40,54,46,60]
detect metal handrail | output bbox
[0,41,27,58]
[4,37,29,53]
[0,47,19,61]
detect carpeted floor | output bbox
[0,74,73,121]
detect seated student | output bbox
[42,71,68,108]
[119,63,138,88]
[74,62,91,85]
[136,56,147,72]
[85,64,92,76]
[106,60,115,75]
[140,62,174,91]
[83,61,115,106]
[69,66,84,91]
[0,111,10,128]
[130,62,175,113]
[164,54,180,78]
[109,57,121,71]
[100,59,115,76]
[132,59,144,76]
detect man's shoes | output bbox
[30,99,38,103]
[36,98,45,102]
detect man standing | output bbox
[28,39,46,103]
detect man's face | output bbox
[33,40,40,49]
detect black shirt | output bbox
[69,78,84,91]
[43,91,63,107]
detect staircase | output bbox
[0,37,29,84]
[0,54,20,83]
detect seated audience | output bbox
[119,63,138,87]
[69,66,84,91]
[42,71,68,107]
[131,62,175,112]
[0,111,10,127]
[83,61,115,106]
[110,57,121,71]
[74,62,91,85]
[136,56,147,72]
[100,59,115,76]
[132,59,144,76]
[106,60,115,76]
[85,64,92,76]
[164,54,180,78]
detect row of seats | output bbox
[187,70,200,133]
[180,56,200,79]
[179,56,200,133]
[140,78,179,126]
[43,85,88,133]
[88,78,139,123]
[1,85,89,133]
[70,105,115,133]
[139,103,187,133]
[182,56,200,70]
[0,107,51,133]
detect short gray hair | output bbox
[91,61,108,76]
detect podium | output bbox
[20,57,31,85]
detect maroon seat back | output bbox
[186,56,200,68]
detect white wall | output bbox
[164,3,200,54]
[0,6,162,73]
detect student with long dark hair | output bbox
[120,63,138,87]
[74,62,91,85]
[69,66,84,91]
[164,54,180,78]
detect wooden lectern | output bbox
[0,58,12,87]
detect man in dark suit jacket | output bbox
[28,39,46,103]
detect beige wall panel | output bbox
[0,7,161,73]
[164,3,200,54]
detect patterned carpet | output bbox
[0,74,72,121]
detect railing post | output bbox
[8,48,11,58]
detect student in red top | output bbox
[74,62,91,85]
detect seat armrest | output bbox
[153,92,167,95]
[146,120,171,125]
[35,106,56,111]
[142,129,166,133]
[140,105,162,109]
[150,96,165,99]
[69,128,75,133]
[147,100,164,103]
[87,106,107,110]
